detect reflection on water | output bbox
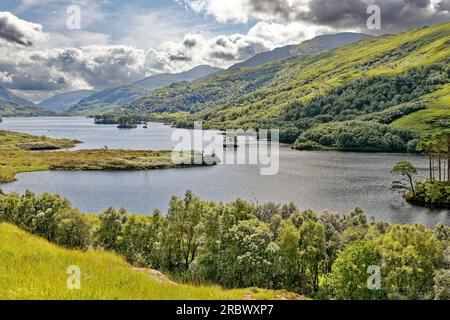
[1,117,448,226]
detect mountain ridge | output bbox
[68,65,223,115]
[0,85,51,117]
[39,90,97,112]
[230,32,371,70]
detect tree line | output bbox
[1,190,449,300]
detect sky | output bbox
[0,0,449,102]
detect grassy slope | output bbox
[391,83,450,133]
[0,223,305,300]
[125,23,449,131]
[0,131,211,184]
[0,100,53,117]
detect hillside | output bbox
[0,85,35,109]
[122,23,450,151]
[39,90,97,113]
[230,32,370,70]
[0,85,51,117]
[0,223,303,300]
[68,65,223,115]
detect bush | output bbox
[406,181,450,208]
[55,210,92,250]
[0,190,91,250]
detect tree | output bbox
[417,139,438,180]
[277,220,301,290]
[392,160,417,194]
[322,240,384,300]
[433,270,450,300]
[226,218,278,288]
[435,130,450,181]
[96,207,128,251]
[299,221,326,293]
[55,209,92,250]
[379,225,445,300]
[164,191,204,271]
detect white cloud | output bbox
[0,11,47,46]
[0,71,13,84]
[161,33,273,69]
[248,21,336,45]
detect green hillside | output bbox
[0,223,304,300]
[0,98,52,117]
[119,23,449,151]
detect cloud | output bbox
[0,11,47,46]
[0,71,13,84]
[161,33,273,69]
[0,11,273,98]
[180,0,450,31]
[248,21,336,44]
[0,45,153,92]
[0,33,271,95]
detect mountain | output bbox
[229,32,371,70]
[68,65,223,115]
[0,85,50,117]
[0,85,36,108]
[121,23,450,152]
[39,90,96,112]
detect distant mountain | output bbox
[135,65,223,88]
[229,32,371,70]
[0,85,51,117]
[39,90,97,112]
[0,85,36,109]
[68,65,223,115]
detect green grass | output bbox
[0,223,307,300]
[391,84,450,133]
[0,130,79,150]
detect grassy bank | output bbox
[0,130,79,150]
[0,223,304,300]
[0,130,214,184]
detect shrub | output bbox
[0,190,91,250]
[55,209,92,250]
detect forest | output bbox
[1,189,449,300]
[286,61,449,150]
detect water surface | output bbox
[1,117,448,226]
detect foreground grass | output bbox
[0,223,306,300]
[0,131,212,184]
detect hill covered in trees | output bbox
[114,23,449,152]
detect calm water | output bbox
[1,117,448,226]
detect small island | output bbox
[392,131,450,208]
[94,114,143,129]
[0,130,217,184]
